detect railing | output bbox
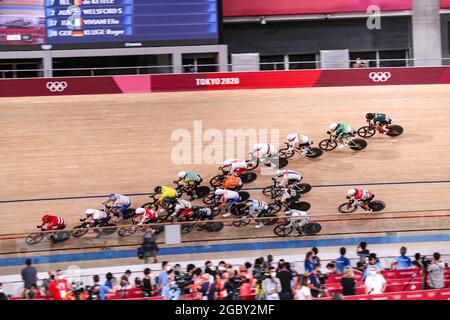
[1,58,449,79]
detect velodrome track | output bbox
[1,84,450,271]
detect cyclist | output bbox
[245,199,269,229]
[103,193,131,222]
[85,209,111,227]
[249,143,278,168]
[176,171,203,200]
[286,133,313,156]
[134,207,158,225]
[191,206,214,221]
[170,199,193,220]
[328,123,355,148]
[214,188,241,217]
[223,159,247,176]
[275,169,302,188]
[223,174,243,190]
[154,185,178,205]
[38,214,66,231]
[347,188,375,212]
[284,208,310,236]
[366,113,391,134]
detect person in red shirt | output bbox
[48,270,70,300]
[347,189,375,212]
[39,214,66,231]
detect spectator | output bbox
[364,266,386,294]
[294,275,312,300]
[88,275,101,300]
[332,292,345,300]
[311,247,321,265]
[412,253,423,269]
[0,283,7,300]
[119,275,131,290]
[357,242,370,263]
[341,266,357,296]
[364,253,382,278]
[157,261,171,292]
[133,277,142,289]
[352,57,367,68]
[216,261,227,276]
[308,264,327,298]
[48,269,71,300]
[216,270,230,299]
[276,261,293,300]
[244,262,253,275]
[262,267,281,300]
[427,252,445,289]
[42,270,56,295]
[391,247,412,270]
[275,259,285,272]
[335,247,351,274]
[263,255,273,270]
[204,260,215,277]
[142,228,159,263]
[199,273,216,300]
[99,272,116,300]
[354,261,365,274]
[161,275,181,300]
[21,258,37,290]
[142,268,154,297]
[123,270,132,280]
[304,250,315,273]
[22,284,45,300]
[326,262,337,275]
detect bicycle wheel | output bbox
[211,221,224,232]
[238,191,250,202]
[305,148,323,158]
[289,202,311,211]
[338,202,358,213]
[386,125,403,137]
[357,126,376,138]
[268,203,282,214]
[302,223,322,235]
[369,200,386,212]
[195,186,211,198]
[202,193,216,205]
[209,175,225,188]
[278,147,295,159]
[240,172,257,184]
[232,217,251,228]
[231,203,248,216]
[181,224,194,234]
[118,226,137,237]
[319,139,337,151]
[25,232,44,245]
[274,224,293,237]
[293,183,312,194]
[262,185,276,197]
[72,225,89,238]
[349,138,368,151]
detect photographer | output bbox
[427,252,445,289]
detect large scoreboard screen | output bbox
[0,0,219,50]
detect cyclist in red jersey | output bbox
[39,215,66,231]
[347,188,375,212]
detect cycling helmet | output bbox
[275,169,284,177]
[109,193,117,199]
[286,134,296,142]
[154,186,162,194]
[328,123,338,131]
[366,113,375,120]
[178,171,187,179]
[347,189,356,197]
[85,209,96,216]
[135,208,146,215]
[214,189,225,196]
[42,215,51,222]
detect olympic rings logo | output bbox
[369,72,392,82]
[46,81,68,92]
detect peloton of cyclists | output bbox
[346,188,375,212]
[366,113,392,134]
[103,193,132,222]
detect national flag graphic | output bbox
[72,31,84,37]
[74,0,83,5]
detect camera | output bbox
[421,256,432,269]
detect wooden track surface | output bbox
[1,84,450,254]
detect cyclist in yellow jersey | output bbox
[154,186,178,204]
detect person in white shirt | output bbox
[294,275,312,300]
[364,266,387,294]
[249,143,278,168]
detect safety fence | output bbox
[1,66,450,97]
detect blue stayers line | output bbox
[2,179,450,204]
[1,233,450,267]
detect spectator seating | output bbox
[317,289,450,300]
